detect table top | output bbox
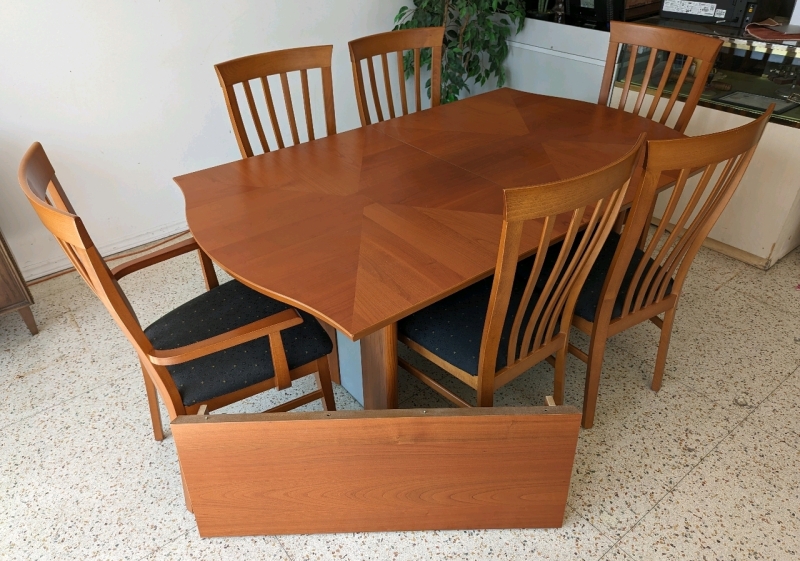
[175,88,682,340]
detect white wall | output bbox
[0,0,407,280]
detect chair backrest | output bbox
[599,22,722,134]
[599,108,772,326]
[17,143,185,414]
[215,46,337,158]
[478,135,646,387]
[349,27,444,127]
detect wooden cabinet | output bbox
[0,227,37,334]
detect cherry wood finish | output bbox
[18,143,336,443]
[349,27,443,126]
[215,46,337,158]
[599,21,722,134]
[570,109,772,428]
[0,227,37,335]
[176,89,684,409]
[173,405,581,536]
[400,137,645,408]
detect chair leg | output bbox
[197,249,219,291]
[651,307,677,392]
[315,357,337,411]
[18,306,38,335]
[140,361,164,441]
[582,334,608,429]
[553,345,567,405]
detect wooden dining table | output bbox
[174,87,683,410]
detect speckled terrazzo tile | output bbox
[567,377,745,541]
[0,376,194,560]
[0,350,136,427]
[599,545,635,560]
[147,531,290,560]
[684,246,747,287]
[0,311,86,377]
[619,423,800,560]
[745,370,800,450]
[723,247,800,318]
[277,506,615,561]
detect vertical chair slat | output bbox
[618,45,638,110]
[633,48,658,116]
[623,168,691,316]
[321,66,337,136]
[396,51,409,116]
[380,53,396,119]
[280,72,301,145]
[414,48,421,112]
[260,77,285,149]
[300,69,315,141]
[530,208,587,353]
[637,165,710,310]
[646,51,676,121]
[223,84,254,158]
[242,81,270,153]
[431,45,442,107]
[366,57,384,123]
[660,56,693,126]
[507,216,555,367]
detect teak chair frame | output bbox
[18,143,336,442]
[599,21,723,134]
[399,136,646,408]
[349,27,444,127]
[215,45,337,158]
[570,109,773,429]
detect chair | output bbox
[599,22,723,134]
[348,27,444,127]
[215,46,337,158]
[18,143,336,442]
[568,108,772,428]
[397,136,646,407]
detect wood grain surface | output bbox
[175,89,682,342]
[172,405,582,536]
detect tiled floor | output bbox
[1,240,799,560]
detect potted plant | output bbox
[394,0,527,103]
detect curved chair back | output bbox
[476,134,646,404]
[349,27,444,126]
[599,22,722,133]
[603,108,773,328]
[18,143,187,418]
[215,45,336,158]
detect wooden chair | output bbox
[569,108,773,428]
[215,46,337,158]
[397,136,646,407]
[599,21,723,134]
[18,143,336,441]
[349,27,444,127]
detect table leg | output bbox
[359,323,398,410]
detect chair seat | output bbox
[398,258,541,377]
[144,280,332,406]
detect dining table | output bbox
[174,87,683,409]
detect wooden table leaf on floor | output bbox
[174,88,683,409]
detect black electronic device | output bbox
[660,0,781,29]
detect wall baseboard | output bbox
[22,220,189,281]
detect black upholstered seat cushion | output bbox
[539,231,673,323]
[398,257,542,377]
[144,280,332,407]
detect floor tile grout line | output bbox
[599,361,800,556]
[276,536,296,560]
[0,375,129,433]
[133,529,191,561]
